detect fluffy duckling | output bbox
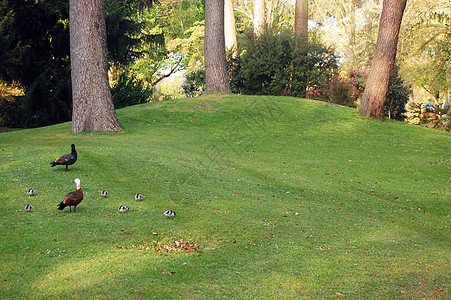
[134,194,146,201]
[118,205,129,213]
[98,190,109,198]
[27,189,36,196]
[163,210,176,218]
[25,204,33,212]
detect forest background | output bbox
[0,0,450,129]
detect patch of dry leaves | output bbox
[115,237,201,255]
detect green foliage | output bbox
[229,29,339,97]
[407,102,451,131]
[0,0,163,128]
[0,0,71,128]
[435,105,451,131]
[328,79,356,107]
[307,67,367,108]
[385,65,412,121]
[307,64,412,119]
[401,9,451,104]
[182,69,205,97]
[0,0,70,87]
[111,72,153,109]
[106,0,145,67]
[129,0,204,83]
[166,20,205,72]
[0,68,72,128]
[153,0,204,40]
[105,0,165,70]
[0,97,22,128]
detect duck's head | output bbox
[73,178,81,189]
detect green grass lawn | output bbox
[0,95,449,298]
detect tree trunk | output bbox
[224,0,238,57]
[204,0,231,93]
[254,0,265,36]
[359,0,407,119]
[348,0,356,65]
[440,108,451,131]
[70,0,122,133]
[294,0,308,39]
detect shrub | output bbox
[307,64,411,117]
[435,106,450,131]
[111,72,153,109]
[307,67,367,108]
[384,65,412,121]
[0,68,72,128]
[0,0,70,88]
[182,69,205,97]
[0,97,23,128]
[0,80,24,98]
[0,0,73,128]
[407,102,450,130]
[329,79,355,107]
[228,29,339,97]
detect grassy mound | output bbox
[0,95,449,298]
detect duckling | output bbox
[27,189,36,196]
[98,190,109,198]
[25,204,33,212]
[163,210,176,218]
[118,205,129,213]
[134,194,146,201]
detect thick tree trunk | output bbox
[359,0,407,119]
[204,0,231,93]
[254,0,265,36]
[70,0,122,133]
[224,0,238,57]
[294,0,308,39]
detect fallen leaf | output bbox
[160,269,175,275]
